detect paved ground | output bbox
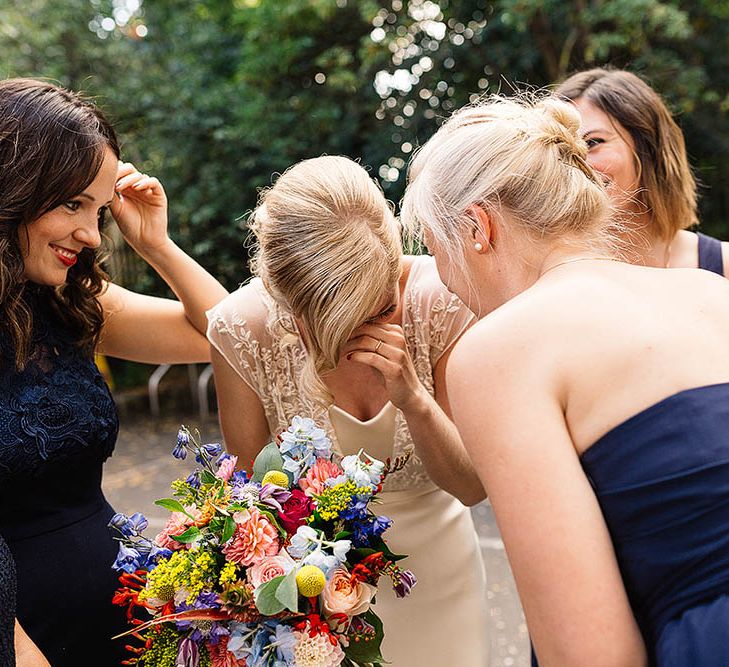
[103,410,530,667]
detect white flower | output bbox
[340,451,385,490]
[288,525,318,558]
[292,626,345,667]
[331,540,351,562]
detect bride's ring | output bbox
[374,338,383,353]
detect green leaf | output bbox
[201,470,217,485]
[221,515,236,543]
[252,441,285,483]
[254,575,286,615]
[274,568,299,613]
[155,498,191,517]
[343,609,385,664]
[171,526,202,544]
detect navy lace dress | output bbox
[0,287,126,665]
[0,534,15,667]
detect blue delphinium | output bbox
[280,416,332,482]
[173,429,189,459]
[113,543,143,573]
[352,514,392,547]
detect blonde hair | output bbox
[250,155,401,403]
[555,68,698,239]
[402,95,613,275]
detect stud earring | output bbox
[474,242,483,252]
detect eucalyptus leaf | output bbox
[254,575,286,615]
[274,568,299,613]
[252,441,285,483]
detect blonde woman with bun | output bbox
[556,67,729,277]
[207,155,489,665]
[402,95,729,666]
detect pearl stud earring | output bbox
[474,242,483,252]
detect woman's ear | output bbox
[467,204,494,253]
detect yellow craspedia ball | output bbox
[262,470,289,488]
[296,565,326,597]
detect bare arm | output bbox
[447,325,646,667]
[210,345,271,471]
[97,162,228,362]
[344,323,485,505]
[15,621,50,667]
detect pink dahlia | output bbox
[223,507,280,567]
[299,459,343,497]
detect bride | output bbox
[207,155,489,665]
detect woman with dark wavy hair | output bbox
[0,78,227,665]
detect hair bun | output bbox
[536,97,586,161]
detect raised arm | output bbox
[344,321,485,505]
[447,324,646,667]
[97,162,228,363]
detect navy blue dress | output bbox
[0,287,126,665]
[697,232,724,275]
[581,383,729,665]
[0,534,15,667]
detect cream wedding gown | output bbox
[207,255,489,666]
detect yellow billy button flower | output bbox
[262,470,290,488]
[296,565,326,597]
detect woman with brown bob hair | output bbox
[556,67,728,277]
[0,78,227,665]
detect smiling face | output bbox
[19,148,117,287]
[573,98,642,216]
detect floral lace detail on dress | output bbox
[0,290,118,482]
[207,256,474,492]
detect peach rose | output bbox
[154,506,202,550]
[216,455,238,482]
[247,550,296,590]
[321,567,376,618]
[299,458,343,497]
[222,507,280,566]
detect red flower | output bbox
[277,488,314,534]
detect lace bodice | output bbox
[207,255,474,492]
[0,534,15,667]
[0,287,118,538]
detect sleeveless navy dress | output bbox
[0,534,15,667]
[531,233,727,666]
[0,287,127,665]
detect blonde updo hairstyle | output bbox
[249,155,402,403]
[402,95,613,277]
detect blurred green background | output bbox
[2,0,728,387]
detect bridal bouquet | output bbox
[110,416,415,667]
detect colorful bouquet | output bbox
[110,416,416,667]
